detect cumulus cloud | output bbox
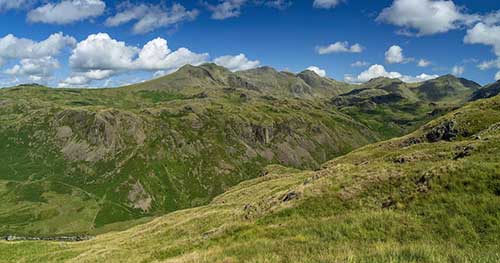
[377,0,477,36]
[27,0,105,24]
[313,0,342,9]
[5,56,59,79]
[62,33,209,86]
[0,33,76,60]
[214,53,260,71]
[0,33,74,82]
[464,23,500,56]
[385,45,405,64]
[105,3,199,34]
[345,64,438,83]
[69,33,137,71]
[464,23,500,80]
[452,65,464,76]
[306,66,327,77]
[417,59,431,67]
[316,41,363,54]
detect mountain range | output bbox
[0,64,499,261]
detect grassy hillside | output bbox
[470,80,500,101]
[331,75,480,138]
[2,88,499,262]
[0,65,483,237]
[0,65,372,237]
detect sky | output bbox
[0,0,499,88]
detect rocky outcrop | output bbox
[52,109,146,162]
[425,120,459,142]
[128,181,152,213]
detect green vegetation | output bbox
[0,63,488,239]
[1,85,499,262]
[0,64,375,236]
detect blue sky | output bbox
[0,0,499,87]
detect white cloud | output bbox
[306,66,326,77]
[385,45,405,64]
[452,65,464,76]
[214,53,260,71]
[316,41,363,54]
[265,0,292,9]
[377,0,477,36]
[63,33,209,86]
[0,33,74,82]
[27,0,105,24]
[464,23,500,56]
[105,3,199,34]
[464,23,500,80]
[345,64,438,83]
[313,0,342,9]
[478,59,500,70]
[69,33,137,71]
[482,10,500,26]
[351,61,369,67]
[153,70,167,79]
[0,33,76,60]
[0,0,35,11]
[5,56,59,78]
[207,0,290,20]
[208,0,247,20]
[59,75,89,86]
[59,69,114,87]
[406,73,440,82]
[496,71,500,81]
[417,59,431,67]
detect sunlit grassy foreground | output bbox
[1,96,500,262]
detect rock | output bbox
[425,120,458,142]
[128,181,152,213]
[282,191,298,202]
[453,145,474,160]
[252,125,272,144]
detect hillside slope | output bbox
[0,66,484,237]
[331,75,480,138]
[470,80,500,101]
[2,90,499,262]
[0,64,371,237]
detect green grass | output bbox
[0,79,382,236]
[1,93,499,262]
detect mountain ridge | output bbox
[0,63,495,238]
[2,87,499,262]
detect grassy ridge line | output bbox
[1,94,499,262]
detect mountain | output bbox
[0,66,368,237]
[131,63,354,99]
[0,65,482,237]
[412,74,481,103]
[329,75,479,138]
[470,80,500,101]
[3,88,499,262]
